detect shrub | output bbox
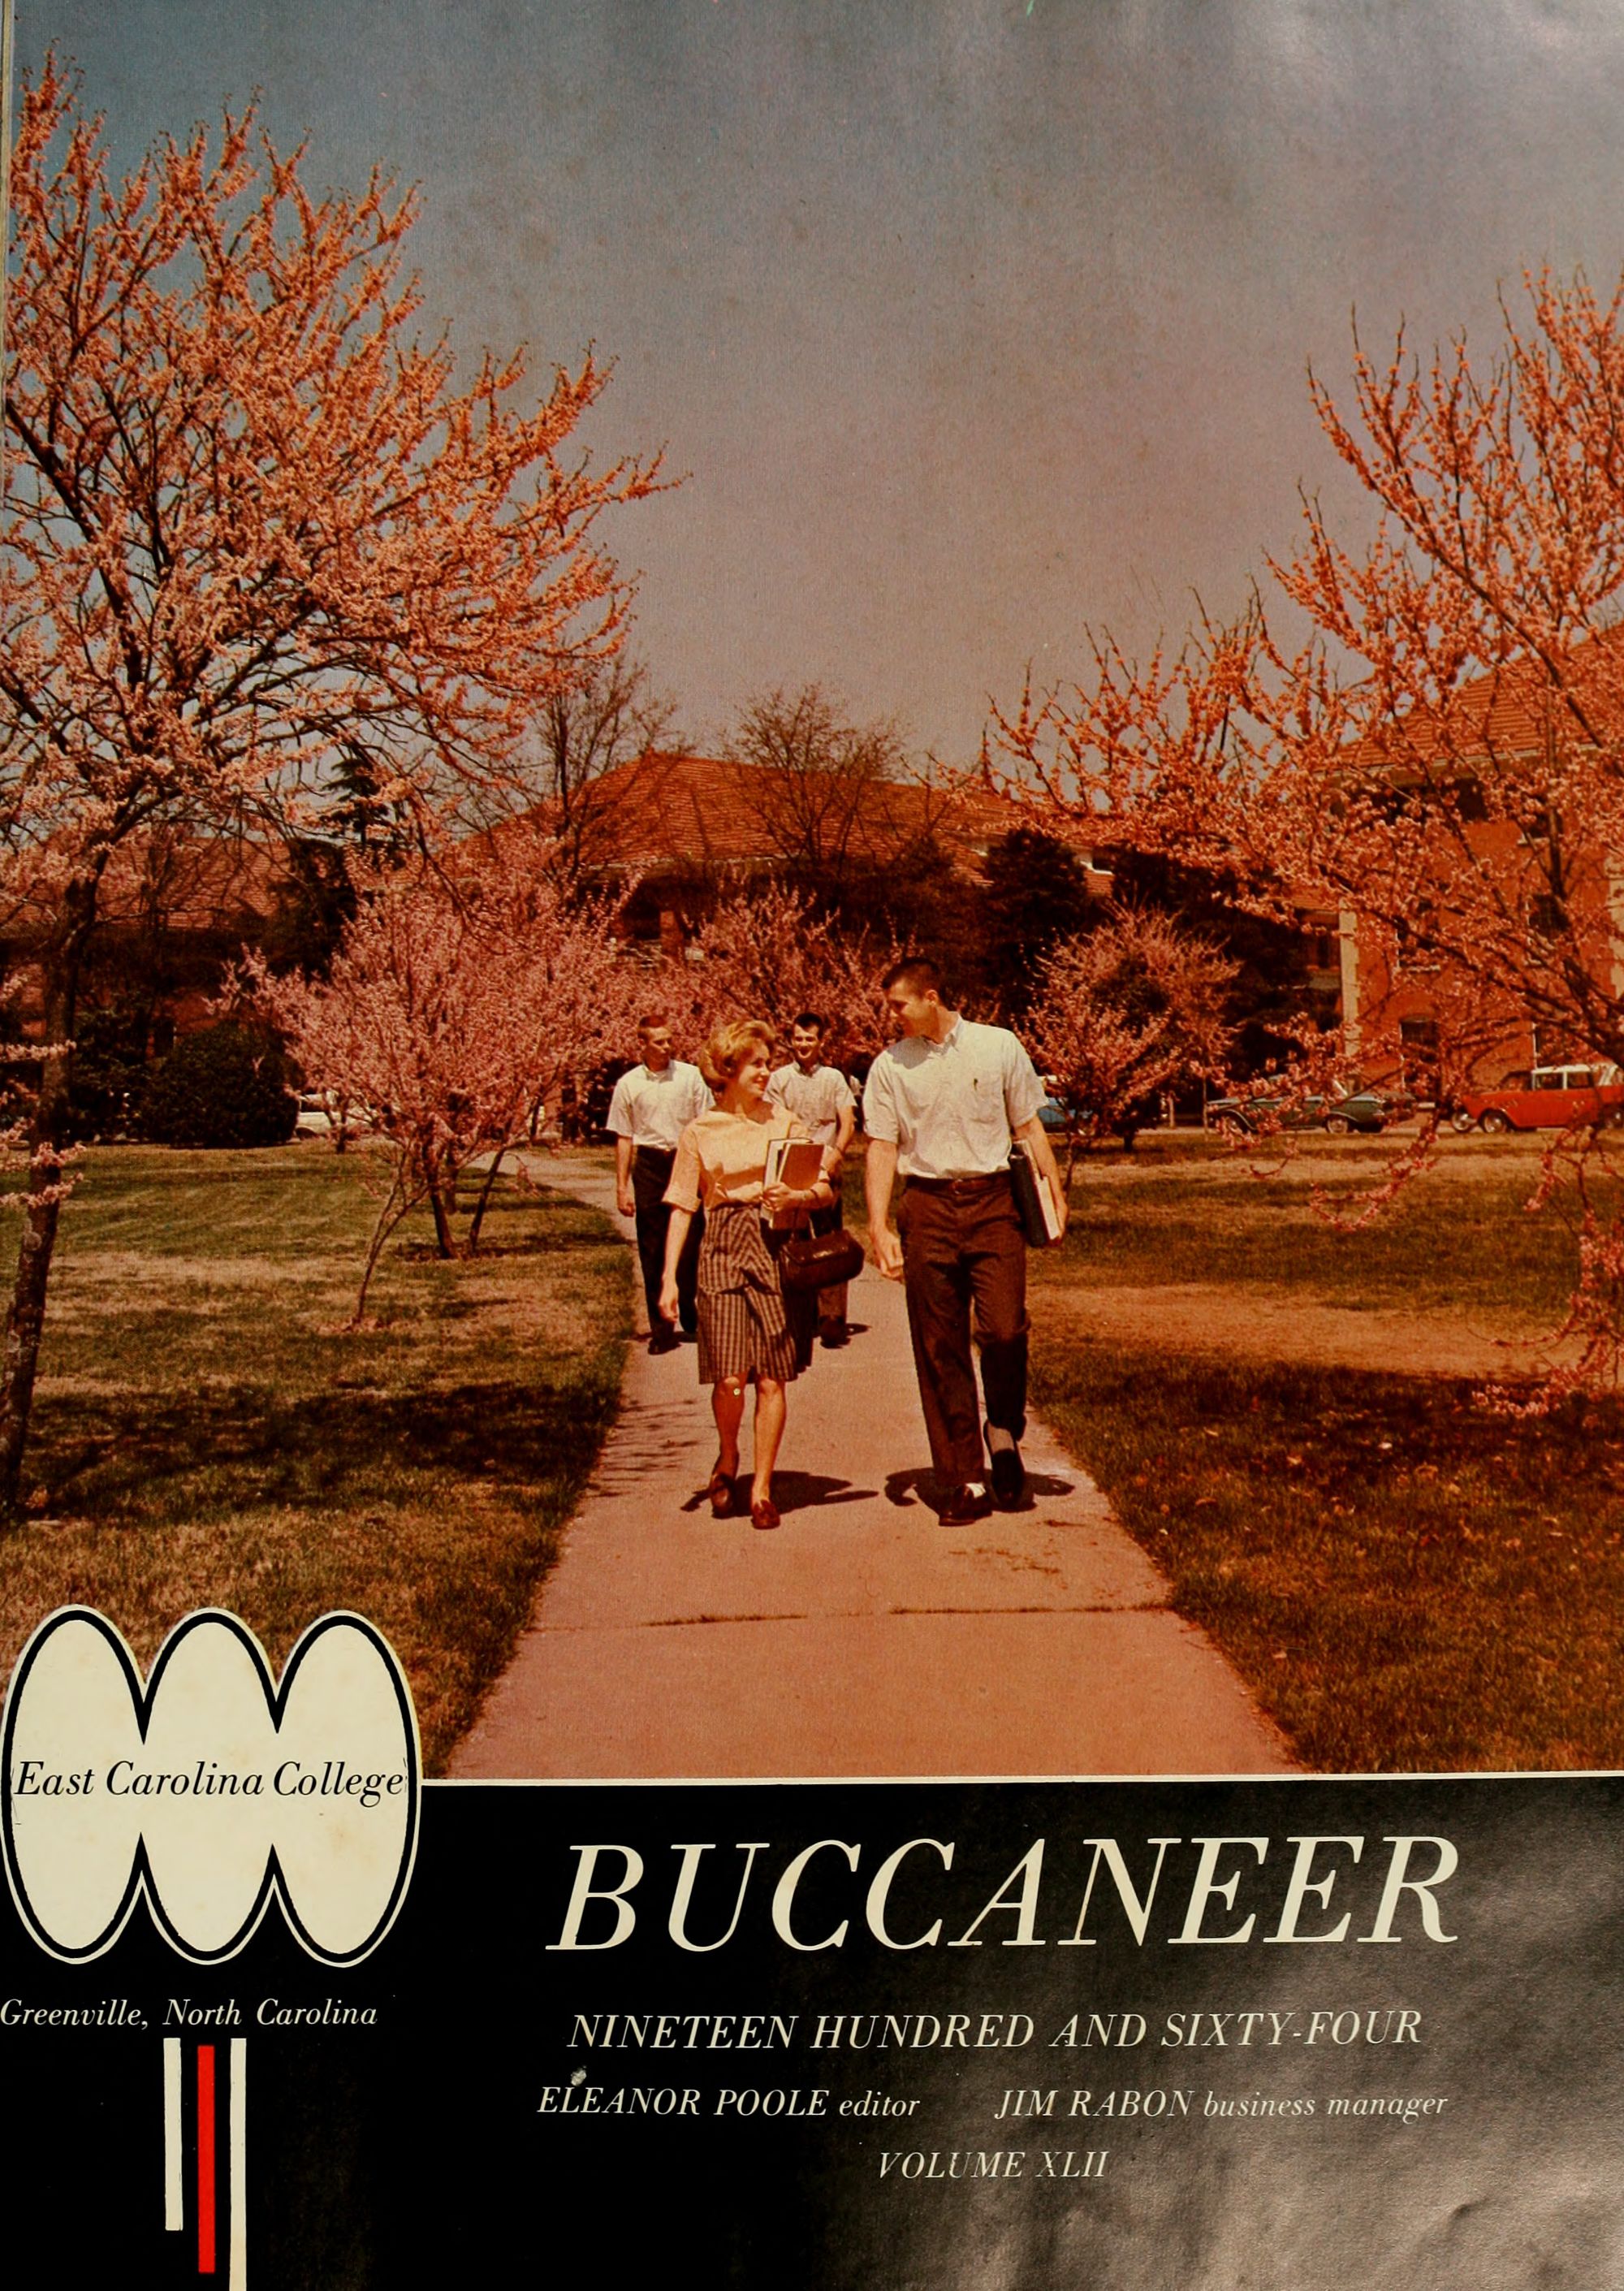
[138,1023,296,1148]
[67,1004,152,1141]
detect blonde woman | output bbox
[659,1018,836,1529]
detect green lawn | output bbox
[1037,1130,1613,1318]
[0,1147,629,1772]
[1026,1138,1624,1770]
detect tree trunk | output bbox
[0,908,93,1515]
[0,1152,66,1512]
[426,1161,456,1257]
[351,1162,415,1327]
[465,1145,507,1255]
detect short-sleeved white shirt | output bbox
[767,1061,854,1150]
[862,1017,1044,1179]
[606,1060,713,1152]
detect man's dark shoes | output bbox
[987,1427,1026,1510]
[648,1329,680,1355]
[820,1320,849,1349]
[937,1484,992,1526]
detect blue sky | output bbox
[24,1,1624,758]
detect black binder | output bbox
[1008,1141,1061,1246]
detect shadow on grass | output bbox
[460,1236,621,1261]
[30,1376,620,1524]
[1032,1340,1624,1770]
[0,1152,631,1772]
[395,1230,620,1264]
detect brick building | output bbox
[1328,651,1624,1091]
[540,748,1112,957]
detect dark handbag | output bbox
[778,1226,866,1293]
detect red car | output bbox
[1453,1061,1624,1134]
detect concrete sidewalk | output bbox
[450,1153,1291,1779]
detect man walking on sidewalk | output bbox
[863,957,1068,1521]
[610,1015,712,1353]
[768,1011,857,1347]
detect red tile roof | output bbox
[1349,625,1624,773]
[544,750,1095,873]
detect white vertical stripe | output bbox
[229,2038,248,2289]
[162,2038,183,2232]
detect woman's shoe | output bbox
[707,1463,738,1518]
[749,1493,780,1531]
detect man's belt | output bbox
[902,1169,1013,1192]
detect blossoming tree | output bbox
[1024,907,1237,1162]
[677,880,901,1064]
[0,64,658,1498]
[242,830,635,1321]
[992,269,1624,1391]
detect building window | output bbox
[1528,892,1567,940]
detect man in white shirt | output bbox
[768,1011,857,1346]
[607,1015,713,1354]
[863,957,1068,1522]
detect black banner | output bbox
[3,1774,1618,2286]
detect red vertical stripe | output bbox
[197,2045,217,2275]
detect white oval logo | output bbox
[2,1609,419,1964]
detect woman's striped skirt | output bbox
[695,1203,814,1385]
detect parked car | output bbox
[295,1091,374,1140]
[1205,1084,1408,1137]
[1451,1062,1624,1135]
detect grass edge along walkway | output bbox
[0,1146,631,1774]
[1031,1340,1624,1773]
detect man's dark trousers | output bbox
[633,1146,701,1335]
[896,1173,1028,1487]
